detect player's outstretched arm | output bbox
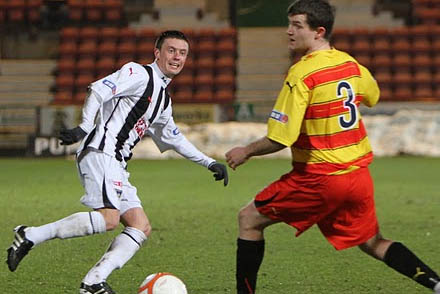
[208,162,229,186]
[225,136,286,170]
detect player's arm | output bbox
[225,137,286,170]
[359,64,380,107]
[147,113,228,186]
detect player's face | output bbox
[154,38,189,78]
[286,14,320,55]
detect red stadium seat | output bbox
[217,39,237,59]
[75,73,95,92]
[215,73,235,90]
[195,56,215,75]
[100,27,119,43]
[67,0,84,23]
[85,0,103,22]
[26,0,42,23]
[117,41,136,60]
[119,27,137,43]
[195,40,216,59]
[96,57,116,77]
[214,89,235,102]
[76,57,96,75]
[77,41,98,58]
[54,90,74,104]
[215,56,236,75]
[58,41,77,59]
[60,27,80,42]
[8,0,25,22]
[57,58,76,75]
[55,74,75,91]
[194,73,214,92]
[103,0,123,23]
[79,27,99,42]
[138,28,156,43]
[193,89,213,102]
[98,41,117,58]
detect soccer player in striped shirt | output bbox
[225,1,440,293]
[6,30,228,294]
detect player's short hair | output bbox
[154,30,189,50]
[287,0,335,40]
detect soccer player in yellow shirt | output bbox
[225,0,440,293]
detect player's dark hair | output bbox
[154,30,189,50]
[287,0,335,40]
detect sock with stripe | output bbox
[236,238,265,294]
[25,211,106,246]
[384,242,440,289]
[82,227,147,285]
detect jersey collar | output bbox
[150,62,172,86]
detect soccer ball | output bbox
[138,272,188,294]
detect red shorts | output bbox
[255,167,379,250]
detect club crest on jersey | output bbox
[134,118,147,138]
[103,79,116,94]
[172,127,180,135]
[270,110,289,123]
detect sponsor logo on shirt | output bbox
[134,117,147,138]
[172,127,180,135]
[103,79,116,94]
[270,110,289,123]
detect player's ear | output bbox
[315,26,326,40]
[153,47,160,60]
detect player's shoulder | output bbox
[119,61,147,74]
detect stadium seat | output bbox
[96,57,116,77]
[58,41,77,59]
[119,27,137,43]
[374,69,392,86]
[197,28,216,43]
[76,57,95,75]
[393,84,413,100]
[217,39,237,59]
[74,91,88,104]
[98,41,117,58]
[371,27,390,54]
[392,53,411,69]
[353,54,371,68]
[214,89,235,102]
[100,27,119,43]
[136,40,155,60]
[391,27,411,51]
[26,0,42,23]
[67,0,84,23]
[7,0,25,23]
[195,40,216,59]
[138,28,156,43]
[217,27,237,43]
[372,54,392,68]
[193,89,214,102]
[194,73,214,92]
[117,41,137,60]
[332,28,351,51]
[60,27,80,42]
[55,74,75,91]
[79,27,99,42]
[77,41,98,58]
[195,56,215,75]
[172,89,193,103]
[75,73,95,92]
[103,0,123,23]
[57,58,76,75]
[54,90,74,104]
[172,72,194,92]
[215,73,235,91]
[215,56,236,75]
[85,0,103,22]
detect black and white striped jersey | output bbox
[77,61,215,168]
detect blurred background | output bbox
[0,0,439,158]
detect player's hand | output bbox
[225,147,248,170]
[59,126,87,145]
[208,162,229,186]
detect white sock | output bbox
[434,282,440,292]
[82,227,147,285]
[25,211,106,246]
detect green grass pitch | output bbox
[0,157,439,293]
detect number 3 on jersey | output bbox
[337,80,357,129]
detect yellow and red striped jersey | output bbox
[267,49,380,175]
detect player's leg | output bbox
[359,233,440,292]
[237,200,278,294]
[81,176,148,291]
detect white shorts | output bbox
[77,148,142,215]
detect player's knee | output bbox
[141,222,152,237]
[104,215,120,231]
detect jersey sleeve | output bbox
[147,110,215,168]
[90,62,147,102]
[267,71,310,147]
[359,64,380,107]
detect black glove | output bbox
[59,126,87,145]
[208,162,229,186]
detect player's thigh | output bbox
[121,207,151,236]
